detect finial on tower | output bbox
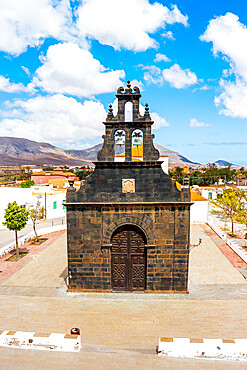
[107,103,113,118]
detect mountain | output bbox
[65,143,199,168]
[214,160,237,167]
[200,160,239,168]
[0,137,93,166]
[0,137,199,167]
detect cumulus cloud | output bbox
[143,66,163,85]
[0,0,76,56]
[0,76,26,93]
[201,13,247,118]
[0,94,107,144]
[154,53,171,63]
[151,112,170,129]
[76,0,187,51]
[189,118,213,128]
[214,78,247,118]
[161,31,175,40]
[32,43,125,97]
[162,64,198,88]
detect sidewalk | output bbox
[0,230,66,285]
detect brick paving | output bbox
[0,230,65,284]
[202,224,247,268]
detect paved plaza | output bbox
[0,224,246,369]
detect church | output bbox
[66,82,191,293]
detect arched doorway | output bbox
[111,225,147,292]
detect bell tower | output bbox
[66,82,191,294]
[97,81,159,162]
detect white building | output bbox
[177,183,209,224]
[0,185,67,229]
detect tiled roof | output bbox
[32,171,75,177]
[176,181,207,201]
[191,191,207,201]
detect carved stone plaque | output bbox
[122,179,135,193]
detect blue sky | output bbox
[0,0,247,165]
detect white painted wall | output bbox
[0,187,33,228]
[201,189,222,200]
[38,192,66,219]
[190,200,209,224]
[159,157,169,175]
[0,186,67,229]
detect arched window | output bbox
[131,129,143,162]
[114,130,125,162]
[125,101,133,122]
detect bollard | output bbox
[70,328,80,335]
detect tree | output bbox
[211,188,241,235]
[27,202,45,242]
[20,180,34,188]
[75,167,93,180]
[233,189,247,237]
[2,201,29,258]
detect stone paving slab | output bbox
[189,225,246,285]
[0,295,247,369]
[0,224,246,368]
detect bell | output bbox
[116,137,125,145]
[133,137,142,146]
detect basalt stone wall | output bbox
[66,202,190,292]
[68,162,190,204]
[66,82,191,293]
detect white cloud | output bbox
[189,118,213,128]
[151,112,170,129]
[161,31,174,40]
[129,80,145,92]
[201,13,247,79]
[154,53,171,63]
[162,64,198,89]
[21,66,30,77]
[32,43,125,97]
[0,94,107,144]
[76,0,187,51]
[0,0,76,56]
[215,78,247,118]
[201,13,247,118]
[0,76,26,93]
[143,66,163,85]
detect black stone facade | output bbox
[66,82,192,293]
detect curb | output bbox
[0,330,80,352]
[158,337,247,361]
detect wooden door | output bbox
[111,225,146,291]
